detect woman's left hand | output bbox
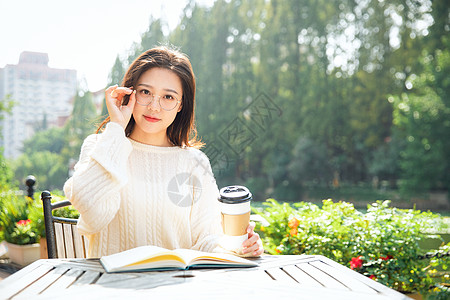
[242,222,264,256]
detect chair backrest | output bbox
[41,191,88,259]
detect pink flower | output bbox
[350,256,363,270]
[369,275,376,280]
[16,219,32,226]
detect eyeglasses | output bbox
[135,88,181,111]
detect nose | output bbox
[147,95,160,111]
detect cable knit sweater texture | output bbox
[63,122,223,258]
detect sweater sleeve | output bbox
[189,151,224,252]
[63,122,133,235]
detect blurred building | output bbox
[92,88,106,115]
[0,51,77,158]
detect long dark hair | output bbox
[97,46,203,148]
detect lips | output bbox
[144,116,161,123]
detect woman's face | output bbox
[129,67,183,146]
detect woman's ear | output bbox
[177,102,183,112]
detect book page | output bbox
[173,249,257,266]
[101,245,185,270]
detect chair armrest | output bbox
[51,200,73,210]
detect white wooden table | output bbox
[0,255,409,299]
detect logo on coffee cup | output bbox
[167,172,202,207]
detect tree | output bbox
[128,17,166,65]
[392,43,450,192]
[0,94,16,189]
[65,90,97,158]
[0,151,14,190]
[101,55,126,117]
[21,127,66,155]
[13,151,67,190]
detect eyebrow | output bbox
[137,83,180,95]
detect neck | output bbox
[129,131,173,147]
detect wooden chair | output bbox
[41,191,88,259]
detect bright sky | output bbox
[0,0,213,92]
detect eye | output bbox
[163,95,175,101]
[140,89,151,95]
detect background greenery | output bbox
[1,0,449,206]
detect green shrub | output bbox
[0,192,42,245]
[254,199,450,296]
[0,190,79,243]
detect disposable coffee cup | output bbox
[218,185,252,251]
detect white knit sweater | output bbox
[63,122,223,258]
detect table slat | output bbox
[0,264,53,299]
[296,262,349,290]
[15,266,69,297]
[69,270,101,287]
[95,272,139,285]
[310,260,378,294]
[265,267,297,283]
[239,269,275,282]
[209,268,275,284]
[255,255,317,269]
[283,265,323,287]
[316,255,408,299]
[40,268,84,295]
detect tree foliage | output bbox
[392,40,450,192]
[0,94,15,189]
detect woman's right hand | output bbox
[105,85,136,129]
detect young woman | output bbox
[63,46,263,258]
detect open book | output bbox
[100,245,258,273]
